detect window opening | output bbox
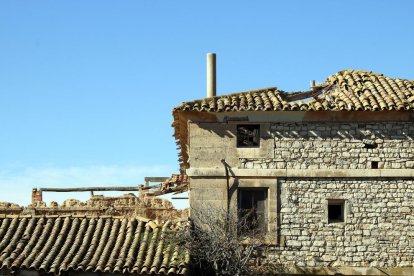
[371,161,379,169]
[238,189,267,233]
[364,143,378,149]
[363,139,378,149]
[237,124,260,148]
[327,199,345,223]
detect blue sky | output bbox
[1,1,413,206]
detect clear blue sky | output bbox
[1,1,413,206]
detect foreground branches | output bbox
[169,207,284,276]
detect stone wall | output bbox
[0,202,23,215]
[4,194,185,221]
[277,178,414,267]
[241,122,414,170]
[188,119,414,269]
[188,122,274,169]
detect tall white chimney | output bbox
[206,53,216,98]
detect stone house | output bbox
[0,65,413,275]
[172,69,414,274]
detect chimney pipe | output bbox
[310,80,315,88]
[207,53,216,98]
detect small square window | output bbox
[363,139,378,149]
[371,161,378,169]
[327,199,345,223]
[237,124,260,148]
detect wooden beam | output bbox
[139,184,161,190]
[144,177,169,182]
[39,186,141,192]
[147,184,189,196]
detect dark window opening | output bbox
[237,124,260,148]
[363,139,378,149]
[371,161,379,169]
[238,189,267,233]
[328,200,345,223]
[364,143,378,149]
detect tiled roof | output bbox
[172,70,414,170]
[174,70,414,112]
[0,215,189,275]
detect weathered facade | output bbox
[278,178,413,267]
[173,70,414,273]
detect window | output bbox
[327,199,345,223]
[363,139,378,149]
[371,161,379,169]
[237,124,260,148]
[238,189,267,233]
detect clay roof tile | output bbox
[0,216,187,275]
[174,70,414,112]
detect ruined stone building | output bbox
[173,69,414,274]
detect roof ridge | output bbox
[0,214,157,220]
[176,86,279,107]
[329,69,414,82]
[214,86,279,97]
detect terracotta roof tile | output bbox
[174,70,414,112]
[0,216,188,275]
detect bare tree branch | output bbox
[167,206,285,275]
